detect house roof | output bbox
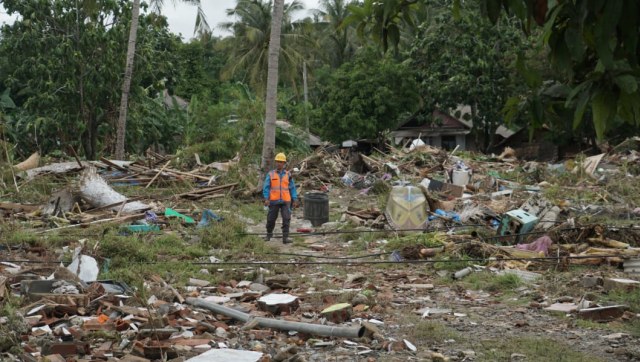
[162,90,189,109]
[495,125,522,139]
[276,120,323,146]
[396,109,472,131]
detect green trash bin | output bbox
[303,192,329,227]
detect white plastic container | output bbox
[452,170,471,186]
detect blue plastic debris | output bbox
[389,250,404,262]
[198,209,224,228]
[144,211,158,223]
[428,209,461,223]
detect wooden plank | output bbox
[145,161,171,189]
[175,183,239,198]
[99,157,128,172]
[0,202,40,212]
[83,197,146,213]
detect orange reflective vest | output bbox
[269,170,292,202]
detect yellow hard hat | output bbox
[275,153,287,162]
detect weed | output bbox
[627,320,640,337]
[0,296,27,355]
[199,215,270,255]
[385,232,446,251]
[401,316,461,345]
[474,336,604,362]
[451,271,522,293]
[489,273,522,292]
[433,254,475,271]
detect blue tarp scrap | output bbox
[198,209,224,228]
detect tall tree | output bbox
[474,0,640,141]
[316,47,419,142]
[315,0,356,67]
[219,0,309,95]
[344,0,419,54]
[0,0,176,159]
[115,0,208,160]
[410,7,527,151]
[115,0,141,160]
[261,0,285,172]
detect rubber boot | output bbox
[282,232,291,244]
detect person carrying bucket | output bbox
[263,153,299,244]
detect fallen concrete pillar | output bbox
[187,297,364,339]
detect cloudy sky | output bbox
[0,1,321,41]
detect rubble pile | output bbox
[1,137,640,360]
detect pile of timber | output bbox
[176,183,238,201]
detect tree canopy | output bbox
[410,5,528,150]
[1,0,179,158]
[474,0,640,141]
[314,48,419,142]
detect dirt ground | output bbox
[240,188,640,362]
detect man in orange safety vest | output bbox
[263,153,299,243]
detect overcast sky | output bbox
[0,1,321,41]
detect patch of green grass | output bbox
[626,320,640,337]
[0,225,68,248]
[474,336,605,362]
[329,208,342,223]
[291,236,305,247]
[452,271,522,293]
[347,238,370,252]
[385,232,446,251]
[605,288,640,313]
[338,225,358,243]
[432,254,475,271]
[198,215,271,255]
[606,177,640,205]
[234,200,267,224]
[96,230,213,286]
[489,273,522,291]
[401,316,461,345]
[574,318,620,333]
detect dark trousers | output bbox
[266,202,291,239]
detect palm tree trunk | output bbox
[261,0,285,172]
[115,0,141,160]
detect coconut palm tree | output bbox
[115,0,208,160]
[316,0,357,67]
[261,0,285,172]
[344,0,419,54]
[219,0,310,96]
